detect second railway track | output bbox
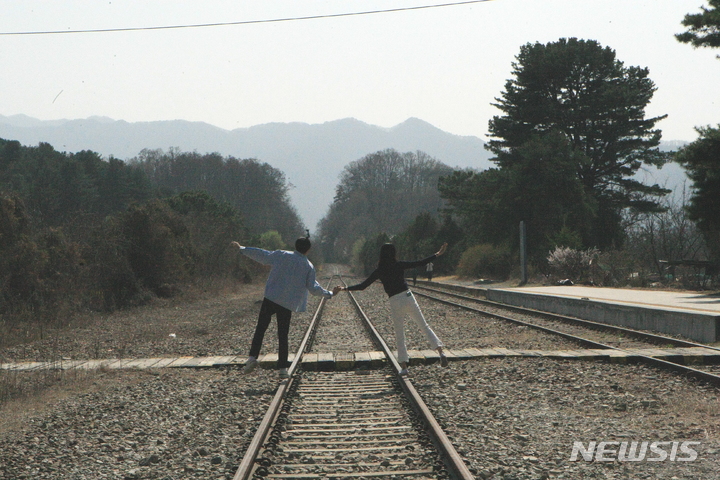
[412,282,720,385]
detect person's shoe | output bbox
[278,368,289,379]
[242,358,258,374]
[440,354,449,368]
[399,368,409,376]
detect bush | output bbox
[456,244,512,280]
[1,195,84,318]
[121,200,191,293]
[2,188,253,315]
[259,230,285,251]
[86,217,144,310]
[594,249,637,287]
[547,246,599,284]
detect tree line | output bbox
[317,149,454,263]
[0,139,304,330]
[129,148,303,243]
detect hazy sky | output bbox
[2,0,718,143]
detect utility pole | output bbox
[519,221,528,285]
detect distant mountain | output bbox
[0,115,493,229]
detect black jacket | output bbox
[346,254,437,297]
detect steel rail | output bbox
[232,279,332,480]
[234,275,470,479]
[415,283,720,352]
[414,285,720,388]
[415,288,615,350]
[342,281,475,480]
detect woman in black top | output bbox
[338,242,449,375]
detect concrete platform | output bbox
[485,286,720,343]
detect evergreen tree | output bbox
[676,0,720,51]
[486,38,670,249]
[675,126,720,259]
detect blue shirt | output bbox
[240,247,332,312]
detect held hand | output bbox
[230,241,243,249]
[332,286,343,295]
[436,243,448,257]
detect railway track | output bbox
[413,282,720,386]
[232,278,473,480]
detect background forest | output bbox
[0,139,305,345]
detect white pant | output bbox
[388,290,443,364]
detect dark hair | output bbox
[378,243,396,267]
[295,237,311,254]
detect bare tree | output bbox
[625,184,707,280]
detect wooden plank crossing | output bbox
[2,347,720,372]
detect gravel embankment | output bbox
[414,359,720,480]
[349,282,720,479]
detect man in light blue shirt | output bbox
[231,237,338,378]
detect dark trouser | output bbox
[249,298,292,368]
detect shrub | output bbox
[0,195,84,317]
[86,217,143,310]
[121,200,191,293]
[456,244,512,279]
[594,250,637,287]
[259,230,285,251]
[547,246,599,283]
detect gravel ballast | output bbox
[414,359,720,479]
[348,282,720,479]
[0,368,278,480]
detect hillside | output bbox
[0,115,492,229]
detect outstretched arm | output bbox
[306,268,335,299]
[399,243,448,269]
[230,241,274,265]
[339,269,380,292]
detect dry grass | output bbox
[0,369,96,429]
[0,368,147,435]
[0,276,243,352]
[666,394,720,439]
